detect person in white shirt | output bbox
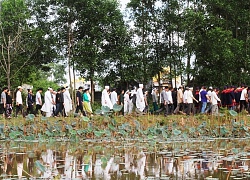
[35,88,43,116]
[63,87,72,116]
[136,84,145,112]
[184,87,198,115]
[110,88,118,105]
[166,87,173,114]
[41,87,54,117]
[15,86,23,117]
[123,90,130,115]
[240,85,248,112]
[101,86,113,110]
[210,88,221,115]
[205,87,213,113]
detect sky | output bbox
[119,0,130,11]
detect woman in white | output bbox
[41,87,54,117]
[63,87,72,116]
[136,84,145,112]
[124,90,130,115]
[101,86,113,109]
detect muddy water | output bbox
[0,138,250,179]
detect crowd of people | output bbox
[102,84,250,116]
[0,86,93,118]
[0,83,249,118]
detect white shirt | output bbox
[186,90,194,104]
[36,91,42,105]
[110,91,118,105]
[16,90,22,104]
[166,91,173,104]
[211,91,220,105]
[207,90,212,102]
[240,88,247,100]
[183,90,188,103]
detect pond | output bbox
[1,138,250,179]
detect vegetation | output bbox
[1,107,250,141]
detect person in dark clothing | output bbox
[26,89,34,115]
[119,90,125,115]
[6,90,12,118]
[75,86,86,116]
[55,88,64,117]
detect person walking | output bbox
[35,88,43,116]
[63,86,72,117]
[5,90,12,118]
[26,89,34,115]
[75,86,86,116]
[15,86,24,117]
[41,87,54,117]
[136,84,145,112]
[211,87,221,115]
[1,87,8,117]
[83,88,93,116]
[174,86,183,114]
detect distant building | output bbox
[152,67,181,88]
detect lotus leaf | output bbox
[198,121,207,128]
[41,116,47,121]
[113,103,123,112]
[95,109,102,115]
[27,114,35,120]
[105,130,111,137]
[182,133,188,139]
[134,120,141,129]
[0,124,4,134]
[111,119,117,126]
[162,130,168,139]
[101,106,110,113]
[108,124,116,131]
[70,130,77,135]
[35,160,46,172]
[94,130,104,137]
[173,129,181,136]
[243,126,248,132]
[82,116,90,122]
[147,134,154,139]
[229,110,238,116]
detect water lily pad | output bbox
[173,129,181,136]
[95,109,102,115]
[41,116,47,121]
[229,110,238,116]
[27,114,35,120]
[82,116,90,122]
[101,106,110,113]
[113,103,123,112]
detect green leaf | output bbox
[173,129,181,136]
[113,103,123,112]
[108,124,116,131]
[27,114,35,120]
[101,106,110,113]
[95,109,102,115]
[82,116,90,122]
[229,110,238,116]
[41,116,47,121]
[94,130,104,137]
[35,160,46,172]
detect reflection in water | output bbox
[0,139,250,179]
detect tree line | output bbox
[0,0,249,93]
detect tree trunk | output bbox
[91,78,94,103]
[7,36,11,89]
